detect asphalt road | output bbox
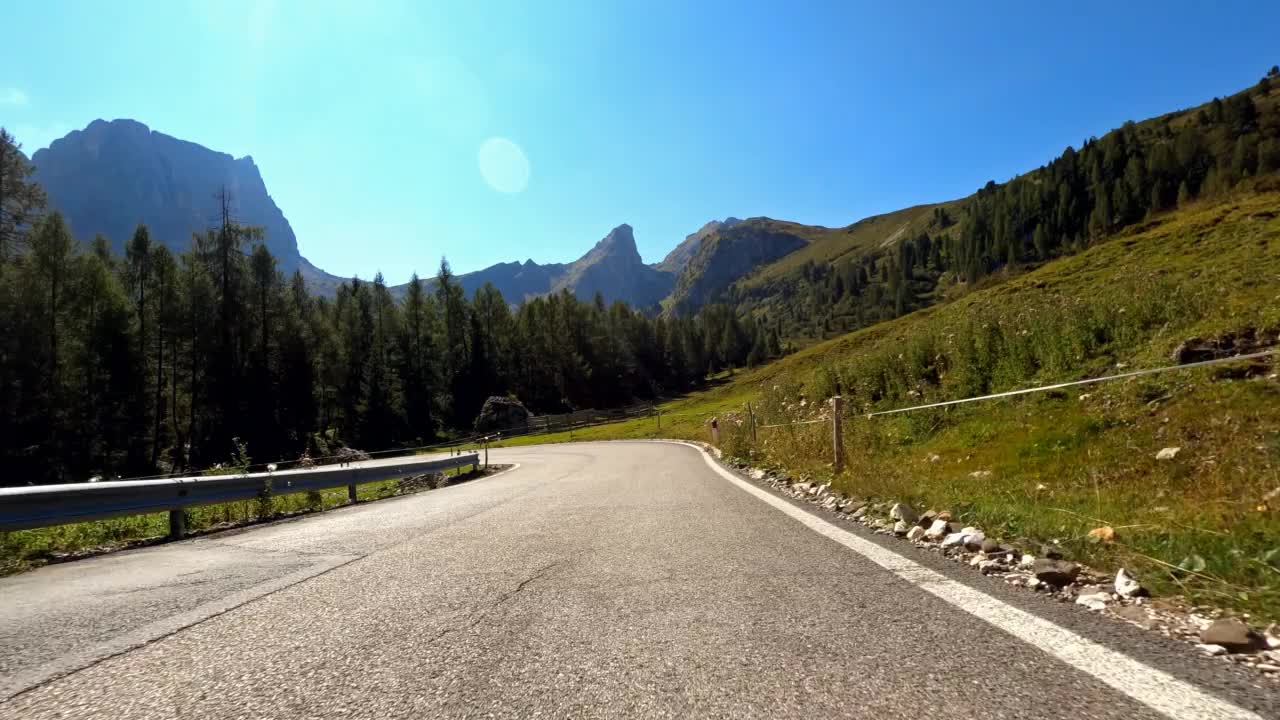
[0,441,1275,719]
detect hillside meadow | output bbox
[492,191,1280,619]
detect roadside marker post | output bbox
[830,396,844,474]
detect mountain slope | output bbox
[656,217,740,274]
[452,260,567,302]
[664,218,821,314]
[705,72,1280,341]
[30,119,347,292]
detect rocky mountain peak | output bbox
[594,223,640,261]
[656,216,743,274]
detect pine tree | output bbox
[0,128,47,263]
[401,274,438,441]
[149,244,177,468]
[435,258,470,426]
[1032,224,1048,259]
[1176,179,1193,207]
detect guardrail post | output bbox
[830,396,844,474]
[168,509,186,540]
[656,406,662,431]
[709,417,720,445]
[347,484,358,503]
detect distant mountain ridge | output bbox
[27,119,856,312]
[401,223,676,308]
[30,119,346,294]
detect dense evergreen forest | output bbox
[742,69,1280,341]
[0,129,781,484]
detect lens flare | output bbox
[477,137,530,193]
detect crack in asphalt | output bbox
[102,577,220,597]
[425,561,562,648]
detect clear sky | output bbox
[2,1,1278,283]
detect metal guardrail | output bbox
[0,453,480,538]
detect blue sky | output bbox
[2,1,1278,283]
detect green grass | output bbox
[497,191,1280,620]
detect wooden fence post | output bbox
[747,402,757,444]
[709,417,720,446]
[830,396,844,474]
[656,406,662,432]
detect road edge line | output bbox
[670,440,1265,720]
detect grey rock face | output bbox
[32,119,342,292]
[666,219,809,315]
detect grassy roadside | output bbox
[0,467,495,577]
[491,192,1280,621]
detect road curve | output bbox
[0,442,1275,719]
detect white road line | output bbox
[685,443,1264,720]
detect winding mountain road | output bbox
[0,442,1275,719]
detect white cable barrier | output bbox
[863,349,1277,418]
[747,349,1277,429]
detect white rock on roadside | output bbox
[1156,447,1181,460]
[977,560,1002,575]
[889,503,918,524]
[941,532,967,548]
[906,526,926,541]
[1115,568,1144,598]
[1076,591,1111,611]
[1019,554,1036,568]
[1197,644,1228,657]
[924,519,949,541]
